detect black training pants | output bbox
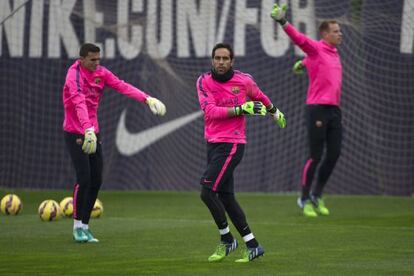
[301,105,342,198]
[64,131,103,224]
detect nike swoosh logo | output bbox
[116,110,203,156]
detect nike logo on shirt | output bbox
[116,110,203,156]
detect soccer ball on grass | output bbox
[59,197,74,217]
[38,200,62,221]
[90,199,103,218]
[0,194,23,215]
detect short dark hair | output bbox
[79,43,100,57]
[211,43,234,60]
[319,20,339,34]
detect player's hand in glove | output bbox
[82,128,97,154]
[271,3,288,25]
[292,60,305,75]
[267,105,286,128]
[235,101,267,116]
[146,97,166,116]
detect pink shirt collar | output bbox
[320,40,338,52]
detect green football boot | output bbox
[313,197,330,216]
[303,201,318,217]
[73,227,88,242]
[235,245,264,263]
[83,229,99,243]
[208,240,238,262]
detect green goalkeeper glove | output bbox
[267,106,286,128]
[146,97,167,116]
[235,101,267,116]
[270,3,288,25]
[292,60,305,75]
[82,128,97,154]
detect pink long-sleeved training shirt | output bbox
[197,70,272,144]
[284,23,342,106]
[63,60,149,134]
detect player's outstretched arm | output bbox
[270,4,318,56]
[146,96,166,116]
[267,105,286,128]
[234,101,267,116]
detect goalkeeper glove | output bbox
[267,106,286,128]
[82,128,97,154]
[146,97,166,116]
[292,60,305,75]
[235,101,267,116]
[270,3,288,25]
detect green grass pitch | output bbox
[0,190,413,275]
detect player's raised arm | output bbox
[270,3,288,25]
[271,3,318,56]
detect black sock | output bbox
[312,185,324,198]
[246,238,259,248]
[221,232,234,243]
[301,186,311,201]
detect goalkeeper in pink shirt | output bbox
[271,4,343,217]
[63,43,166,242]
[197,43,286,263]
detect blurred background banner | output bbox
[0,0,413,194]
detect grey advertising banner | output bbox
[0,0,413,195]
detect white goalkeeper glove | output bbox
[82,128,97,154]
[146,97,166,116]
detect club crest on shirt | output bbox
[76,138,83,145]
[94,77,102,84]
[231,86,240,94]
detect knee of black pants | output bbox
[200,186,215,203]
[218,193,244,218]
[308,145,323,164]
[200,187,222,212]
[89,181,102,198]
[200,187,228,229]
[308,155,322,165]
[217,192,234,206]
[76,169,92,188]
[326,149,341,163]
[90,175,102,190]
[308,142,324,163]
